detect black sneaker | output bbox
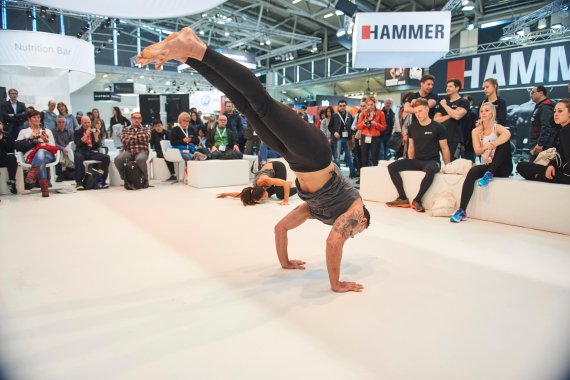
[9,181,17,194]
[168,175,177,181]
[386,198,410,208]
[411,200,425,213]
[75,183,85,191]
[55,175,64,182]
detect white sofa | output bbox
[186,159,250,188]
[360,165,570,235]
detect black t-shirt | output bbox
[408,120,447,161]
[435,96,470,145]
[479,97,507,126]
[407,91,439,121]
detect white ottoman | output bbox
[151,157,172,181]
[187,159,250,188]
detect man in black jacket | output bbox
[380,98,395,161]
[1,89,27,138]
[0,121,17,194]
[329,99,357,177]
[224,101,244,151]
[150,119,176,180]
[73,115,110,190]
[529,86,557,161]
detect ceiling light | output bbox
[323,12,334,19]
[537,18,547,30]
[292,0,302,3]
[103,74,108,78]
[139,75,144,79]
[336,28,346,37]
[266,39,271,45]
[224,31,229,36]
[260,40,265,46]
[499,35,513,41]
[466,23,474,31]
[199,30,205,35]
[552,23,563,29]
[165,81,170,85]
[127,78,133,82]
[461,1,475,11]
[202,13,207,17]
[335,10,344,16]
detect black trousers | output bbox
[0,155,17,181]
[186,48,331,173]
[360,136,380,167]
[74,150,110,184]
[517,162,570,185]
[388,159,440,202]
[459,142,513,210]
[265,161,298,200]
[156,151,175,175]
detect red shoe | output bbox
[38,178,49,197]
[25,165,40,184]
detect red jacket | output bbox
[357,109,386,137]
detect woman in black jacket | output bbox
[517,99,570,184]
[0,121,17,194]
[109,106,131,138]
[479,78,507,126]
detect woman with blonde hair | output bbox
[450,102,513,223]
[357,96,386,167]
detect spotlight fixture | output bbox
[266,39,271,45]
[336,28,346,37]
[335,10,344,16]
[39,6,47,18]
[26,9,34,19]
[323,12,334,19]
[172,80,176,86]
[48,12,56,23]
[537,18,547,30]
[199,30,205,35]
[292,0,302,3]
[461,0,475,11]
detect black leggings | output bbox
[186,48,331,172]
[0,155,17,181]
[459,142,513,210]
[516,162,570,185]
[360,136,380,167]
[388,159,440,202]
[265,161,298,199]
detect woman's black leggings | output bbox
[516,162,570,185]
[266,161,298,199]
[460,142,513,210]
[360,136,380,167]
[186,48,331,172]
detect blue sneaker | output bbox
[477,171,494,187]
[450,208,467,223]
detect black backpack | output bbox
[82,164,104,190]
[123,159,145,190]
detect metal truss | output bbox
[502,0,569,37]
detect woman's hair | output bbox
[190,111,200,121]
[239,185,266,206]
[92,108,100,118]
[112,106,123,118]
[93,119,103,128]
[27,109,41,119]
[325,106,334,118]
[178,111,191,124]
[483,78,499,95]
[366,96,376,105]
[57,102,68,115]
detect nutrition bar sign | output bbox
[352,12,451,69]
[94,92,121,102]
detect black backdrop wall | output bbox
[165,94,190,124]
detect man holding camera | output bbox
[114,112,151,186]
[74,115,110,190]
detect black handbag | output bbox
[388,132,403,150]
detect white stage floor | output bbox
[1,182,570,380]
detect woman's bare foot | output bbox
[136,27,207,70]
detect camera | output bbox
[365,120,371,129]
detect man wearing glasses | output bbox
[529,86,556,161]
[114,112,151,187]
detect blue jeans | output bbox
[336,138,354,172]
[31,150,55,179]
[258,142,280,169]
[378,134,391,161]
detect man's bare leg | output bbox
[136,27,207,69]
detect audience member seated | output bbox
[74,115,110,190]
[207,114,242,159]
[386,98,451,212]
[114,112,151,188]
[150,119,176,181]
[450,102,513,223]
[516,99,570,185]
[190,110,204,129]
[170,112,201,161]
[205,114,217,132]
[15,110,57,197]
[217,161,296,206]
[53,115,74,182]
[0,121,17,194]
[91,108,106,140]
[109,106,130,146]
